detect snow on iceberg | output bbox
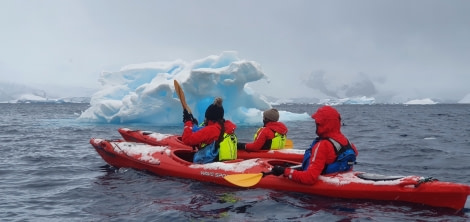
[78,51,310,125]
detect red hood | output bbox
[312,106,347,143]
[265,121,288,135]
[224,120,237,134]
[206,119,237,134]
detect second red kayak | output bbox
[118,127,305,162]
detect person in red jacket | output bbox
[272,105,358,185]
[237,108,288,151]
[182,97,237,163]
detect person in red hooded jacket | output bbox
[237,108,288,151]
[272,105,358,185]
[182,97,238,163]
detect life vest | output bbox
[192,124,204,132]
[218,132,237,161]
[253,127,287,150]
[301,137,356,174]
[194,132,237,163]
[301,138,320,171]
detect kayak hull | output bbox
[118,128,305,162]
[257,173,469,211]
[90,138,470,211]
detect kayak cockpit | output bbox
[172,149,195,165]
[357,173,405,181]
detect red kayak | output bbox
[91,138,470,211]
[118,128,305,162]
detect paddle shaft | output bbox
[174,80,192,114]
[224,164,303,187]
[263,164,302,177]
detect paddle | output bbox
[285,139,293,148]
[224,172,272,187]
[174,80,192,114]
[224,164,302,187]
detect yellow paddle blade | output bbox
[174,80,192,113]
[284,139,293,149]
[224,173,264,187]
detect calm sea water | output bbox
[1,103,469,222]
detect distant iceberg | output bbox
[458,94,470,104]
[0,82,93,104]
[12,94,90,104]
[404,98,437,105]
[17,94,48,102]
[320,96,375,105]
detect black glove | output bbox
[237,142,246,150]
[183,109,193,123]
[272,165,285,176]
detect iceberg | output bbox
[78,51,310,125]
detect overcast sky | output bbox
[1,0,469,101]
